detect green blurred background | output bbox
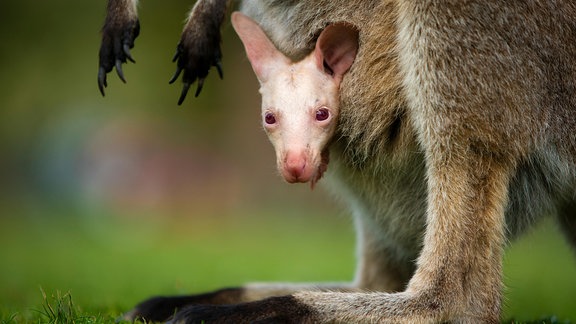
[0,0,575,322]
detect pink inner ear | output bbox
[231,12,291,82]
[315,23,359,78]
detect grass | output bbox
[35,288,120,324]
[0,288,127,324]
[0,207,575,323]
[0,207,355,322]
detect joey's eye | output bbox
[315,107,330,121]
[264,112,277,125]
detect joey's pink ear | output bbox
[231,12,290,82]
[314,23,359,80]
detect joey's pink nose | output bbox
[282,152,310,183]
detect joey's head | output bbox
[232,12,358,188]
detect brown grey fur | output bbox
[100,0,576,322]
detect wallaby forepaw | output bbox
[169,28,223,105]
[98,18,140,96]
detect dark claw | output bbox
[178,83,191,106]
[123,44,135,63]
[172,47,181,63]
[169,66,183,84]
[195,78,205,97]
[115,59,126,83]
[97,16,139,96]
[215,61,223,79]
[98,66,108,97]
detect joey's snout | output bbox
[282,151,311,183]
[278,149,329,188]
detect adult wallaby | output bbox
[99,0,576,323]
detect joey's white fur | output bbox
[231,12,358,188]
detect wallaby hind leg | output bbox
[123,283,362,322]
